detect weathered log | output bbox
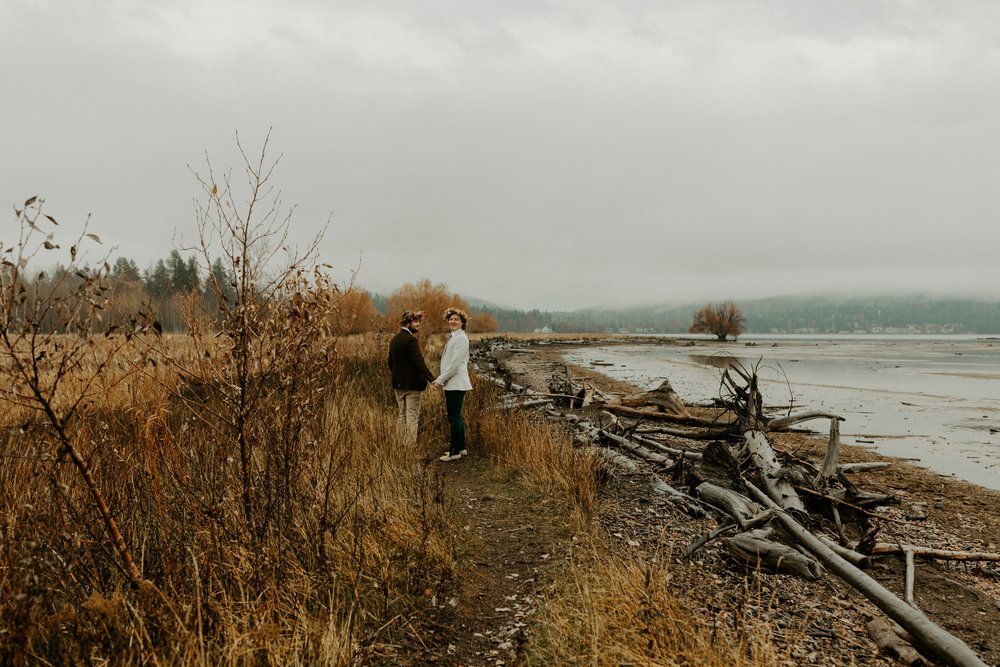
[613,378,690,417]
[870,544,1000,562]
[867,617,928,666]
[813,417,841,489]
[743,430,807,515]
[725,533,822,580]
[483,374,528,393]
[696,482,762,527]
[905,548,917,608]
[598,429,674,467]
[745,482,989,667]
[596,447,639,472]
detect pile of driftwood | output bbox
[478,348,996,667]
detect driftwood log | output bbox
[743,430,807,516]
[746,482,988,667]
[725,531,822,580]
[867,617,927,666]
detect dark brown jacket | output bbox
[388,328,435,391]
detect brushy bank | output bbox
[0,331,789,666]
[0,333,455,665]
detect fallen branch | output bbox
[745,482,988,667]
[870,544,1000,562]
[605,404,735,434]
[839,462,892,474]
[767,411,845,431]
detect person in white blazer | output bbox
[433,307,473,461]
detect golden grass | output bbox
[527,546,784,667]
[0,331,785,665]
[0,332,456,664]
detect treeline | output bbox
[481,295,1000,334]
[25,255,500,336]
[742,295,1000,334]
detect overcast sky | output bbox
[3,1,1000,310]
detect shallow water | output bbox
[564,336,1000,490]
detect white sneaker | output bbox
[459,449,468,456]
[439,453,461,462]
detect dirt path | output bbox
[399,455,576,666]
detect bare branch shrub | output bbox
[0,149,457,663]
[0,199,152,590]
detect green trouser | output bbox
[445,390,467,455]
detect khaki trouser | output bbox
[394,389,423,444]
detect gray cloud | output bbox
[3,0,1000,310]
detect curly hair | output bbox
[399,310,425,327]
[443,307,469,330]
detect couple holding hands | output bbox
[387,307,471,462]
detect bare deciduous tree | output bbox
[689,300,746,341]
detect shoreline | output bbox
[484,333,1000,663]
[552,334,1000,490]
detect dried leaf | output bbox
[43,241,59,250]
[24,196,38,207]
[45,214,58,225]
[85,233,102,243]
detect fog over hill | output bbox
[461,294,1000,335]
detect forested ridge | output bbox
[470,294,1000,334]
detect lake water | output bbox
[564,335,1000,490]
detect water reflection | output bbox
[688,353,744,369]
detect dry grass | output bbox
[0,330,787,664]
[0,333,455,665]
[527,546,784,666]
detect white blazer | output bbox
[436,329,473,391]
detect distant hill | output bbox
[478,295,1000,335]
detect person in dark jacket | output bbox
[387,310,437,443]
